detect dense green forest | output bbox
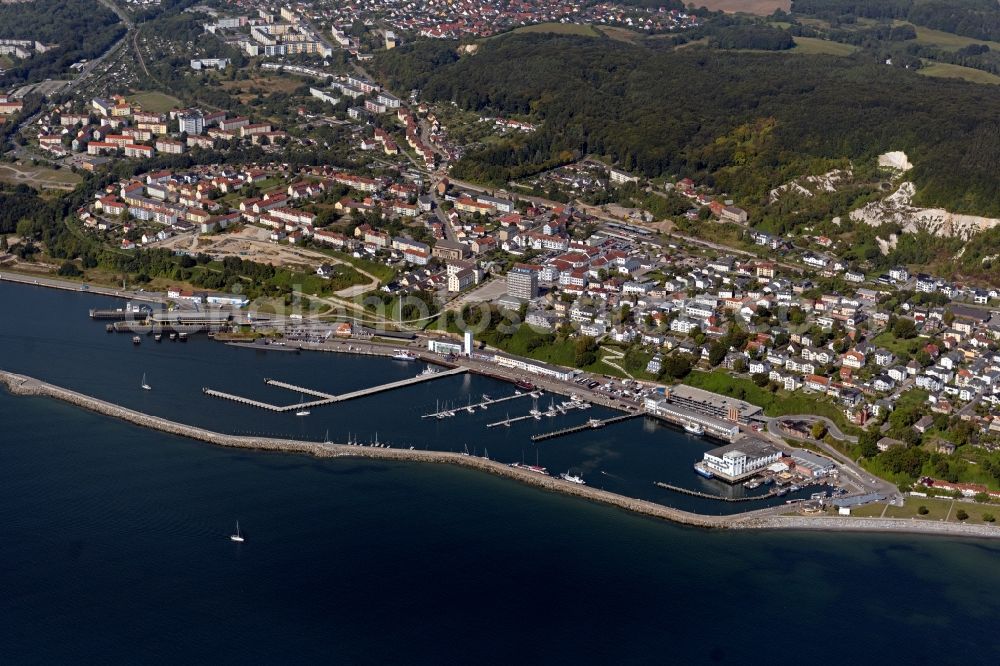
[0,0,124,86]
[373,34,1000,216]
[710,25,795,50]
[791,0,1000,42]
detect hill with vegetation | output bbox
[791,0,1000,42]
[373,33,1000,217]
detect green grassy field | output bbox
[851,496,996,522]
[505,22,599,38]
[871,330,924,357]
[0,163,82,190]
[790,37,858,56]
[918,61,1000,85]
[595,26,644,43]
[130,90,183,113]
[317,249,397,284]
[909,24,1000,52]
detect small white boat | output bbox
[295,395,310,417]
[230,521,245,542]
[560,472,586,485]
[141,373,151,391]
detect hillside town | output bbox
[2,0,1000,511]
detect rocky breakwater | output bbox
[0,369,723,529]
[739,514,1000,539]
[5,370,1000,539]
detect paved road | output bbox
[768,414,858,443]
[765,417,898,500]
[431,193,459,242]
[0,269,164,303]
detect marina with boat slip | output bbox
[0,280,897,515]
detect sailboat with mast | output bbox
[295,395,310,417]
[141,373,151,391]
[230,521,245,542]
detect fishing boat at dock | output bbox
[693,462,714,479]
[560,472,586,485]
[684,422,705,436]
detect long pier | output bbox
[203,367,467,413]
[487,412,543,428]
[486,400,592,428]
[654,481,786,503]
[422,390,541,419]
[264,379,335,400]
[531,412,644,442]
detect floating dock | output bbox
[202,367,467,413]
[486,400,594,429]
[421,390,541,419]
[654,481,786,503]
[531,412,643,442]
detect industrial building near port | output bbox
[643,384,762,442]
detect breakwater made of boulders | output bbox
[3,369,999,539]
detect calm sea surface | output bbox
[1,282,999,663]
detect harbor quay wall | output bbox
[3,370,1000,540]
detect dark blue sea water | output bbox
[1,282,1000,663]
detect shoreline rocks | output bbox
[3,370,998,540]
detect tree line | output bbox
[373,33,1000,217]
[791,0,1000,43]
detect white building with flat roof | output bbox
[494,353,573,381]
[702,439,781,482]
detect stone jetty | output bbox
[3,369,999,539]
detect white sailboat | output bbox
[230,521,245,542]
[295,395,310,417]
[141,373,151,391]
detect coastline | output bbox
[2,369,998,539]
[0,270,164,304]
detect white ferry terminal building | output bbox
[700,439,782,483]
